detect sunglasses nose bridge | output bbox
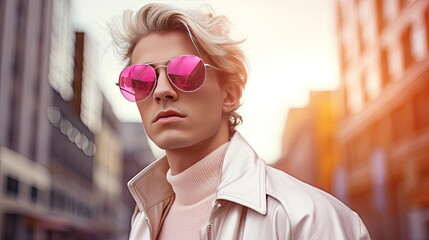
[152,66,178,101]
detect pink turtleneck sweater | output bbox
[157,143,229,240]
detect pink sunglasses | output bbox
[116,55,220,102]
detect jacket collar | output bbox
[216,132,267,214]
[128,131,267,215]
[128,155,172,213]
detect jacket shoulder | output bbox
[265,166,351,213]
[264,166,370,239]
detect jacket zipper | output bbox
[146,216,153,240]
[207,223,212,240]
[206,200,226,240]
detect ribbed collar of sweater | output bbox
[166,142,229,206]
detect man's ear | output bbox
[222,83,241,113]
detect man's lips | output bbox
[153,110,185,123]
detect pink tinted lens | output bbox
[167,55,205,92]
[119,65,156,102]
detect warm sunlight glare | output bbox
[72,0,339,163]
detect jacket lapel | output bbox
[128,156,174,239]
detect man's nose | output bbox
[152,68,178,102]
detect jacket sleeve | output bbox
[266,168,371,239]
[354,212,371,240]
[283,204,371,240]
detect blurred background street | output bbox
[1,0,428,239]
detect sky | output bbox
[71,0,340,163]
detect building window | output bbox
[413,82,429,130]
[401,25,413,70]
[0,0,4,57]
[388,42,403,81]
[383,0,398,22]
[30,186,38,203]
[7,0,28,151]
[51,189,66,211]
[342,27,355,67]
[397,0,408,11]
[411,20,427,62]
[356,21,364,56]
[380,47,390,87]
[375,0,385,34]
[346,72,364,114]
[426,7,429,51]
[4,176,19,197]
[365,65,381,101]
[358,0,376,52]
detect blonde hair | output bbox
[110,3,248,135]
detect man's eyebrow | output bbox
[129,57,172,67]
[146,57,172,65]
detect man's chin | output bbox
[152,133,193,150]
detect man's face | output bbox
[130,31,230,152]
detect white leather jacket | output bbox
[128,132,371,240]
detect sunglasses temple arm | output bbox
[116,83,137,96]
[205,64,221,71]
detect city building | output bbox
[119,122,156,237]
[1,0,156,239]
[47,89,97,240]
[45,0,103,236]
[0,0,54,239]
[335,0,429,239]
[273,91,339,193]
[93,96,124,239]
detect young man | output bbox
[112,3,370,240]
